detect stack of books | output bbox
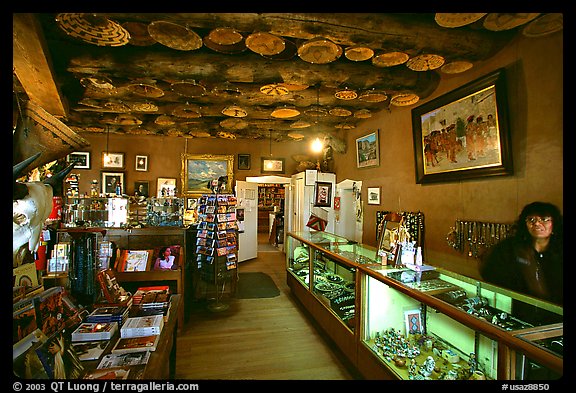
[130,285,171,320]
[132,285,170,306]
[86,306,130,327]
[111,314,164,355]
[71,322,118,342]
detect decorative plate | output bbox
[434,13,487,28]
[344,45,374,61]
[170,81,206,97]
[80,76,115,90]
[245,32,286,56]
[56,13,130,47]
[334,88,358,100]
[271,107,300,118]
[522,13,563,37]
[329,107,352,117]
[372,51,410,67]
[207,27,243,45]
[390,93,420,106]
[260,84,290,96]
[190,130,212,138]
[304,106,328,117]
[217,131,236,140]
[290,120,312,129]
[406,54,445,71]
[354,109,372,119]
[129,102,159,112]
[203,36,247,54]
[147,20,203,51]
[279,82,309,91]
[358,89,388,102]
[220,118,249,130]
[325,274,344,284]
[441,61,473,74]
[298,38,343,64]
[287,132,305,140]
[483,13,541,31]
[314,282,342,292]
[262,38,298,60]
[122,21,156,46]
[126,83,165,98]
[154,115,175,125]
[221,104,247,118]
[172,104,202,118]
[334,122,356,130]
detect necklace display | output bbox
[445,220,513,259]
[376,210,425,247]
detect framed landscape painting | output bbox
[181,154,234,196]
[356,130,379,168]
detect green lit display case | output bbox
[286,231,563,380]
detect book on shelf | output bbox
[83,366,131,380]
[111,334,160,354]
[13,297,38,344]
[35,329,85,379]
[13,329,50,379]
[120,315,164,338]
[71,322,118,342]
[132,285,170,305]
[93,295,133,310]
[97,350,151,369]
[35,286,65,338]
[71,340,112,361]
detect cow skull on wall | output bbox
[13,152,75,266]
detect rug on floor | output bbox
[236,272,280,299]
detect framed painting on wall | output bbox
[67,152,90,169]
[181,154,234,196]
[261,157,285,174]
[356,130,379,168]
[157,177,176,197]
[102,152,125,169]
[135,155,148,172]
[314,181,332,208]
[237,154,251,170]
[411,68,513,184]
[101,172,124,196]
[367,187,380,205]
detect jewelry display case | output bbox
[286,231,563,381]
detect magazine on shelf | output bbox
[111,334,160,354]
[71,322,118,342]
[97,350,151,369]
[117,250,153,272]
[71,340,112,361]
[120,315,164,338]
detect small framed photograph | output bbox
[157,177,177,197]
[101,172,125,196]
[314,181,332,207]
[238,154,251,170]
[67,152,91,169]
[367,187,380,205]
[356,130,380,168]
[135,155,148,172]
[134,181,149,198]
[261,157,285,174]
[102,152,125,169]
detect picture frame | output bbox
[101,172,125,196]
[356,130,380,168]
[367,187,380,205]
[314,181,332,207]
[135,155,148,172]
[404,309,423,335]
[134,181,149,198]
[102,152,125,169]
[66,151,90,169]
[261,157,285,174]
[237,154,251,170]
[412,68,513,184]
[181,154,234,196]
[157,177,177,197]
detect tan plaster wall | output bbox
[335,30,563,279]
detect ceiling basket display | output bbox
[55,13,130,47]
[147,20,203,50]
[298,38,343,64]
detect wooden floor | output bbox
[175,235,362,380]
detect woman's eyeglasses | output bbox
[525,216,552,225]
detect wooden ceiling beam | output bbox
[13,13,67,117]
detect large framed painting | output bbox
[356,130,379,168]
[67,151,90,169]
[412,68,513,184]
[181,154,234,196]
[101,172,125,196]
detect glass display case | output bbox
[286,230,563,381]
[361,265,563,380]
[147,197,184,227]
[63,196,128,227]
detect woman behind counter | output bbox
[480,201,563,306]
